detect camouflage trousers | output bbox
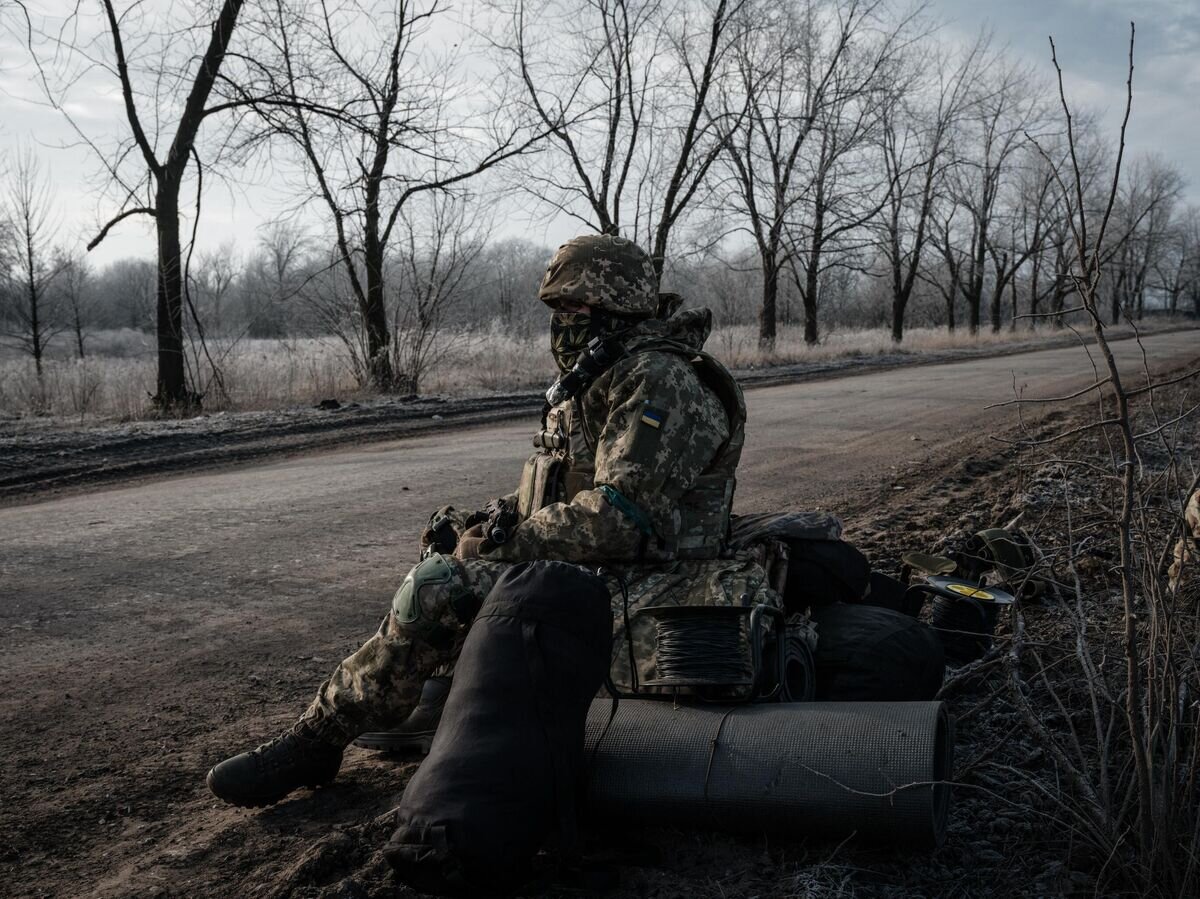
[296,546,792,746]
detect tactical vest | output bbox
[517,347,746,561]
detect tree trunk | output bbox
[891,294,906,342]
[154,186,189,409]
[362,236,394,391]
[74,314,86,359]
[23,257,43,378]
[1009,271,1018,331]
[759,256,778,350]
[803,256,819,346]
[1111,266,1125,325]
[1028,253,1041,328]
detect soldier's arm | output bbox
[482,354,728,563]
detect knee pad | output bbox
[393,554,480,649]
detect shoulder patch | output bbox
[640,405,668,429]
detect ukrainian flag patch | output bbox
[640,406,667,429]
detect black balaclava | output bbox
[550,311,606,373]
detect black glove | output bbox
[481,498,520,545]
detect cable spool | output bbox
[921,576,1016,665]
[647,607,753,687]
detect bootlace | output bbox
[251,733,305,775]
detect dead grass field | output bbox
[0,321,1185,421]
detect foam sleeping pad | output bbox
[583,699,953,848]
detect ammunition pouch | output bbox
[516,452,567,520]
[644,472,736,561]
[392,554,479,650]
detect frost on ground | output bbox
[3,324,1190,504]
[1,322,1180,422]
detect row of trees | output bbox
[2,0,1198,408]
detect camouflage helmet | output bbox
[538,234,658,318]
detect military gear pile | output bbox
[205,725,343,807]
[538,234,659,318]
[385,563,611,895]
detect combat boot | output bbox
[206,723,344,808]
[353,676,451,754]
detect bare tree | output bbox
[240,0,540,390]
[496,0,751,276]
[192,241,241,336]
[718,0,905,348]
[783,26,904,346]
[55,250,92,359]
[1108,154,1183,322]
[391,193,488,394]
[474,237,550,334]
[933,58,1045,334]
[877,34,986,342]
[0,148,62,376]
[1010,25,1200,892]
[44,0,251,410]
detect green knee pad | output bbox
[392,553,478,649]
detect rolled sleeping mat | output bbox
[583,699,953,848]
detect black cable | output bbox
[653,613,751,685]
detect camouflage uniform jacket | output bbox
[484,306,741,565]
[472,306,832,690]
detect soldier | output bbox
[206,234,837,808]
[1169,488,1200,591]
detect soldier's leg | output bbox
[206,555,506,807]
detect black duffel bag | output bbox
[783,539,872,611]
[810,603,944,701]
[385,561,612,896]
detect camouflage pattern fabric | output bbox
[295,297,817,745]
[603,555,783,691]
[728,510,845,547]
[299,558,507,744]
[485,308,734,564]
[300,552,787,743]
[538,234,659,318]
[1169,489,1200,590]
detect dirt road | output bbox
[1,331,1196,898]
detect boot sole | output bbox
[352,731,435,754]
[205,768,335,808]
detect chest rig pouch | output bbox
[517,406,569,519]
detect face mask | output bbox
[549,312,595,373]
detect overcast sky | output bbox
[1,0,1196,268]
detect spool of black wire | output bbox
[921,576,1016,665]
[645,606,754,688]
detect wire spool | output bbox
[645,606,754,688]
[922,576,1016,665]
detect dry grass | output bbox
[0,321,1180,422]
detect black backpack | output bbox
[384,562,612,896]
[783,539,872,611]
